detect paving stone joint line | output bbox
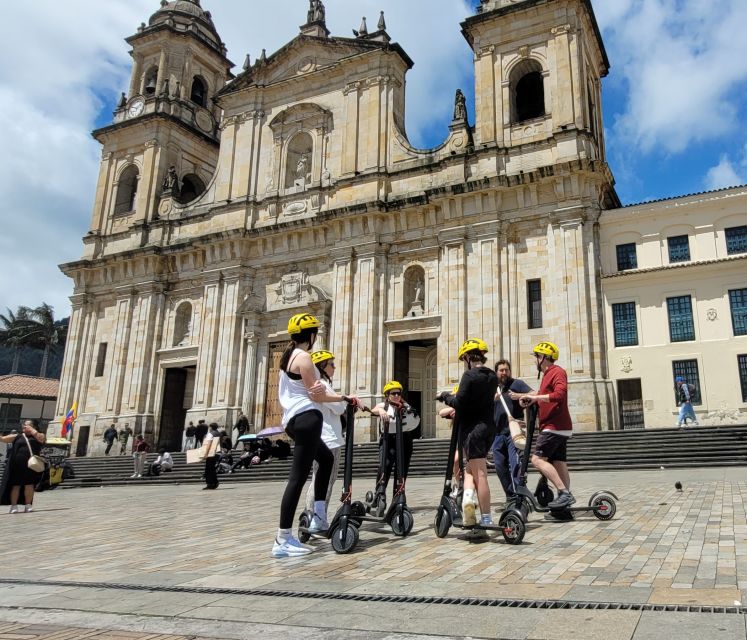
[0,578,742,616]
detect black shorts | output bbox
[459,422,496,461]
[534,430,568,463]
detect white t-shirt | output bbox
[319,379,346,450]
[156,451,174,469]
[376,402,420,433]
[278,349,320,426]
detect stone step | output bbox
[8,423,747,489]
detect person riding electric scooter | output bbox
[437,339,498,528]
[364,381,419,518]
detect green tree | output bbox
[23,304,68,378]
[0,307,34,374]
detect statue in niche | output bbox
[453,89,467,121]
[178,318,192,346]
[296,155,310,183]
[405,269,425,317]
[162,166,179,194]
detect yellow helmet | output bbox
[287,313,320,336]
[310,350,334,365]
[383,380,403,395]
[533,341,559,361]
[457,338,488,360]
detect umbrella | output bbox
[237,434,258,442]
[257,425,285,438]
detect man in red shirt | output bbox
[511,341,574,509]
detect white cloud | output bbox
[704,156,743,191]
[595,0,747,154]
[704,143,747,191]
[0,0,473,319]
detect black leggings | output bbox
[279,409,332,529]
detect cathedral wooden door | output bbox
[263,342,286,428]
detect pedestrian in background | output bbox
[675,377,699,428]
[183,421,197,451]
[131,434,150,478]
[1,420,47,513]
[118,424,133,455]
[202,423,221,490]
[103,424,118,456]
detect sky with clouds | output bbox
[1,0,746,320]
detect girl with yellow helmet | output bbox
[303,350,356,520]
[272,313,359,558]
[367,380,420,516]
[436,338,498,528]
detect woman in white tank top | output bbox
[272,313,359,559]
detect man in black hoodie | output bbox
[437,338,498,527]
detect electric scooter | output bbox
[499,405,619,530]
[352,410,415,537]
[297,401,362,554]
[433,415,527,544]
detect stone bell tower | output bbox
[464,0,609,171]
[85,0,232,252]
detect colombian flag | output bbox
[61,402,77,439]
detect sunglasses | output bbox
[325,361,336,368]
[388,391,402,396]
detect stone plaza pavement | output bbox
[2,467,747,639]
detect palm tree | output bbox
[0,307,34,374]
[23,304,68,378]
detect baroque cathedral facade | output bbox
[55,0,621,453]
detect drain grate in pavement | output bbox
[0,578,742,615]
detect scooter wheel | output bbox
[331,522,359,554]
[591,494,616,521]
[391,509,414,537]
[297,512,311,543]
[351,500,367,518]
[434,507,451,538]
[501,512,526,545]
[365,490,374,504]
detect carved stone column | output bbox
[241,329,260,421]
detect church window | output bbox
[179,174,206,203]
[285,132,313,189]
[144,66,159,96]
[510,60,545,123]
[190,76,208,107]
[114,165,139,216]
[173,303,193,347]
[95,342,108,378]
[527,279,543,329]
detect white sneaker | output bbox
[9,506,19,514]
[130,474,137,478]
[308,515,329,533]
[136,474,142,478]
[271,536,313,558]
[24,505,34,513]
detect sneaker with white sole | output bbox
[24,505,34,513]
[9,506,19,514]
[272,536,313,558]
[308,515,328,534]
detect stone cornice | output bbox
[602,253,747,280]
